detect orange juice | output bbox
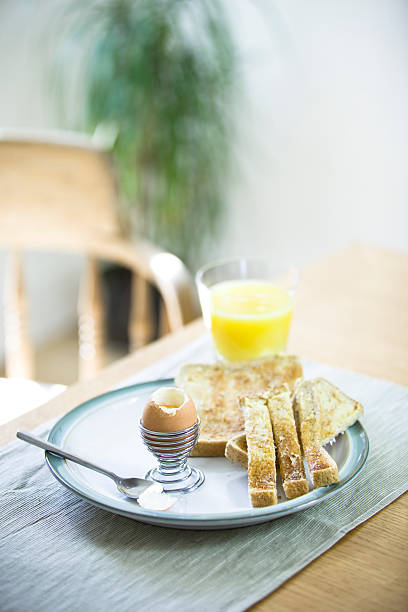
[210,280,294,361]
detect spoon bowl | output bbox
[116,477,157,498]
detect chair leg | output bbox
[78,256,105,380]
[159,299,170,338]
[129,273,154,351]
[3,250,34,379]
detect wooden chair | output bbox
[0,129,200,381]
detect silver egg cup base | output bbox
[145,465,205,494]
[140,418,205,494]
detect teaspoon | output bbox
[16,430,158,499]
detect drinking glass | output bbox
[196,258,298,362]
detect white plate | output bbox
[46,378,369,530]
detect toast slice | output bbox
[313,378,364,445]
[175,355,302,456]
[225,377,363,465]
[266,385,309,499]
[241,395,277,507]
[294,380,339,487]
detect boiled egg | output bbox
[142,386,197,433]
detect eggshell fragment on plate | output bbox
[137,483,177,512]
[142,386,197,433]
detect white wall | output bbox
[0,0,407,358]
[219,0,408,264]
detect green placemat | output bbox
[1,338,407,612]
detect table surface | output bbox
[2,244,407,612]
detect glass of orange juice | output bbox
[196,259,298,362]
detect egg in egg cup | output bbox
[140,387,205,493]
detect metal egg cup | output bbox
[139,418,204,493]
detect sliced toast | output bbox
[225,377,363,469]
[266,385,309,499]
[294,380,339,487]
[241,395,277,507]
[175,356,302,456]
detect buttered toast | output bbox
[175,356,302,456]
[225,376,364,506]
[266,385,309,499]
[294,380,339,487]
[241,395,277,507]
[225,377,364,470]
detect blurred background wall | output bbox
[221,0,408,264]
[1,0,407,367]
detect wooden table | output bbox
[1,244,407,611]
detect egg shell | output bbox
[142,386,197,433]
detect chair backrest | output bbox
[0,129,120,249]
[0,129,199,381]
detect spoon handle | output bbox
[16,430,117,481]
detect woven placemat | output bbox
[1,337,407,612]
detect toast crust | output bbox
[224,435,248,468]
[250,488,277,507]
[242,396,277,507]
[305,448,339,487]
[266,385,309,499]
[176,356,303,456]
[191,439,230,457]
[283,478,310,498]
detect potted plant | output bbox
[53,0,238,271]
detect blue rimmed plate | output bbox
[46,378,369,530]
